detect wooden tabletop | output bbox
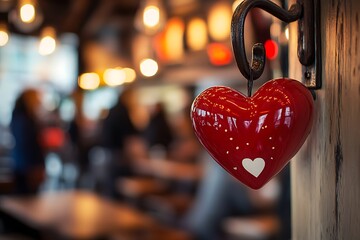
[0,190,154,239]
[133,158,203,181]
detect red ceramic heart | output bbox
[191,78,314,189]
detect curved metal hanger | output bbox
[231,0,302,81]
[231,0,321,95]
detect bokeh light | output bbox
[140,58,158,77]
[78,73,100,90]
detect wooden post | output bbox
[289,0,360,239]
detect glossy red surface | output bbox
[191,78,314,189]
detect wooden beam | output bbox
[289,0,360,239]
[61,0,100,34]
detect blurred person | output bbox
[143,102,174,155]
[102,87,142,162]
[164,104,202,196]
[68,89,91,180]
[101,87,146,196]
[10,88,45,195]
[169,104,201,163]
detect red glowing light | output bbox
[41,127,65,149]
[264,40,278,60]
[207,43,232,66]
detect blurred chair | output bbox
[181,154,282,240]
[223,215,280,240]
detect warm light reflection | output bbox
[0,31,9,46]
[187,18,208,51]
[232,0,244,12]
[0,24,9,46]
[39,27,56,56]
[78,73,100,90]
[135,0,166,34]
[123,68,136,83]
[103,68,126,86]
[207,43,232,66]
[140,58,158,77]
[285,27,289,40]
[208,1,232,41]
[39,36,56,55]
[11,0,43,33]
[155,17,184,62]
[20,3,35,23]
[144,6,160,27]
[256,114,268,133]
[164,18,184,61]
[264,39,278,60]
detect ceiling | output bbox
[0,0,215,36]
[0,0,244,84]
[0,0,141,36]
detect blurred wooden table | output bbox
[133,158,203,181]
[0,190,154,239]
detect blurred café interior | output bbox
[0,0,292,239]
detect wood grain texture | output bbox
[289,0,360,239]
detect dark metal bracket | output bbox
[231,0,321,94]
[298,0,321,89]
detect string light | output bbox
[103,68,126,86]
[39,27,56,56]
[140,58,158,77]
[143,6,160,28]
[0,23,9,47]
[78,73,100,90]
[135,0,166,35]
[162,17,184,61]
[123,68,136,83]
[11,0,43,33]
[208,1,232,41]
[186,17,208,51]
[20,3,35,23]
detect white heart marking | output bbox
[242,158,265,177]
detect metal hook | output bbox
[247,43,265,96]
[231,0,302,81]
